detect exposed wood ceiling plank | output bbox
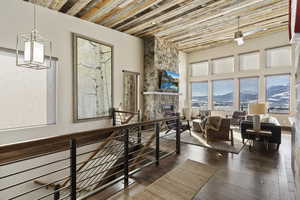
[176,11,288,45]
[155,0,282,37]
[80,0,114,20]
[66,0,95,15]
[178,15,288,49]
[124,0,213,35]
[116,0,186,31]
[165,1,287,42]
[179,19,288,49]
[25,0,289,52]
[49,0,68,10]
[175,13,287,46]
[29,0,53,7]
[92,6,123,24]
[135,0,234,37]
[86,0,129,22]
[101,0,163,28]
[182,25,287,52]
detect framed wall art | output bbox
[73,33,113,122]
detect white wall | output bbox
[0,0,143,144]
[187,31,296,126]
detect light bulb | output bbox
[23,41,44,64]
[235,37,244,46]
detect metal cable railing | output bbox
[0,114,181,200]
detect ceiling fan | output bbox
[234,16,244,46]
[222,16,268,46]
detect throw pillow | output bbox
[268,117,280,126]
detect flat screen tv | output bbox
[160,70,179,92]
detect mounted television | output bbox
[160,70,179,92]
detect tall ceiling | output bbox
[25,0,289,52]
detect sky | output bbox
[240,77,259,93]
[192,82,208,97]
[266,75,290,87]
[165,71,179,79]
[213,80,234,95]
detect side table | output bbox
[245,129,272,151]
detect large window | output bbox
[213,79,234,110]
[212,56,234,74]
[0,48,56,130]
[266,75,290,113]
[191,82,208,109]
[266,46,292,68]
[239,77,259,111]
[239,52,259,71]
[191,61,209,77]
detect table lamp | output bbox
[248,103,266,131]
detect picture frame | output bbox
[73,33,113,122]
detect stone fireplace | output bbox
[142,36,179,120]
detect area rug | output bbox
[130,159,218,200]
[163,129,245,154]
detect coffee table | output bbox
[245,129,272,151]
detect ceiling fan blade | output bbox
[243,27,268,36]
[218,35,233,40]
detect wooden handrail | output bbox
[0,117,178,165]
[113,110,139,115]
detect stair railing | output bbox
[0,115,181,200]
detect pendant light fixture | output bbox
[16,1,53,70]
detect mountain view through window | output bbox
[213,79,234,110]
[240,77,259,111]
[191,82,208,109]
[266,75,290,113]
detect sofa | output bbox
[240,121,281,150]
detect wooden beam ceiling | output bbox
[25,0,289,52]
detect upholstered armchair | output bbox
[230,111,246,126]
[204,116,233,145]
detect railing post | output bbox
[124,129,129,188]
[70,139,77,200]
[112,108,116,126]
[176,113,181,154]
[137,110,142,144]
[155,123,160,166]
[53,185,60,200]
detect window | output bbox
[239,52,259,71]
[266,75,290,113]
[0,48,56,130]
[266,46,292,68]
[191,82,208,109]
[191,61,209,76]
[212,56,234,74]
[239,77,259,111]
[213,79,234,110]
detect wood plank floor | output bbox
[88,133,296,200]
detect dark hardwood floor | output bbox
[89,132,295,200]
